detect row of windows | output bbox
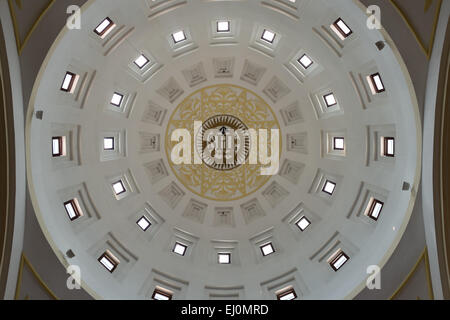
[51,135,116,157]
[51,134,394,160]
[133,284,300,300]
[90,16,367,79]
[98,243,348,274]
[63,175,384,222]
[96,246,349,300]
[171,241,233,265]
[59,70,385,113]
[321,180,385,221]
[75,196,379,269]
[53,134,393,159]
[62,13,381,108]
[321,73,385,107]
[93,14,351,49]
[96,253,348,301]
[60,16,384,114]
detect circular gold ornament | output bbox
[165,84,281,201]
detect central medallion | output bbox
[165,84,281,201]
[196,114,250,171]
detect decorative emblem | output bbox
[195,114,250,171]
[165,84,281,201]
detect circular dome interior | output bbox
[26,0,421,300]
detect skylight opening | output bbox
[333,137,345,151]
[261,29,276,43]
[52,136,66,157]
[103,137,115,150]
[322,180,336,195]
[134,54,149,69]
[110,93,124,107]
[296,216,311,231]
[331,18,352,40]
[276,287,297,300]
[218,253,231,264]
[324,93,337,107]
[366,198,384,221]
[217,21,230,33]
[152,287,173,300]
[112,180,126,195]
[98,250,119,273]
[329,250,349,271]
[173,242,188,256]
[298,54,313,69]
[60,72,79,93]
[94,17,115,38]
[382,137,395,157]
[137,216,151,231]
[64,199,83,221]
[367,72,385,94]
[172,30,187,43]
[260,243,275,257]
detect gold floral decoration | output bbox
[165,84,281,201]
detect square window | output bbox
[324,93,337,107]
[137,216,151,231]
[134,54,149,69]
[322,180,336,195]
[103,137,115,150]
[329,250,349,271]
[94,17,115,38]
[152,288,173,300]
[382,137,395,157]
[277,287,297,300]
[60,72,79,93]
[217,21,230,33]
[367,199,384,221]
[64,199,83,221]
[110,93,124,107]
[298,54,313,69]
[296,216,311,231]
[368,73,385,94]
[331,18,352,40]
[172,30,187,43]
[112,180,126,195]
[260,243,275,257]
[218,253,231,264]
[334,137,345,151]
[173,242,187,256]
[98,250,119,273]
[261,29,276,43]
[52,136,65,157]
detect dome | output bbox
[26,0,421,299]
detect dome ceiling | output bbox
[26,0,421,299]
